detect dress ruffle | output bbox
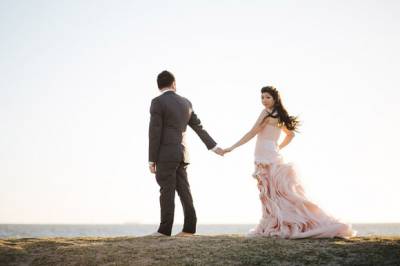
[249,162,356,239]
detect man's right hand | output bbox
[149,164,156,174]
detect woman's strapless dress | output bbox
[249,124,356,238]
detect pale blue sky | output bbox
[1,0,399,224]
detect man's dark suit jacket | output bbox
[148,91,216,164]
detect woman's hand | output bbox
[223,146,234,154]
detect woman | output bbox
[223,86,356,238]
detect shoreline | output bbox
[2,223,400,238]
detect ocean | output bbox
[1,224,399,238]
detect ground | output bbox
[1,235,399,265]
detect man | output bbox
[148,70,223,237]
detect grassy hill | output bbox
[1,235,399,265]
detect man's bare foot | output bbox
[147,232,169,237]
[175,232,195,237]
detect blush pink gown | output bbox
[249,124,356,238]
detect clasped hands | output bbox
[212,146,234,156]
[149,147,234,174]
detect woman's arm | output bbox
[224,110,268,153]
[278,125,295,150]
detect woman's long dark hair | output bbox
[260,86,300,131]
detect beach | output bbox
[1,235,399,265]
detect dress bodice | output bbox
[257,124,281,142]
[254,124,283,165]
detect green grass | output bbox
[1,235,399,265]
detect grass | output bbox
[0,235,399,265]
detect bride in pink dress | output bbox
[223,86,356,239]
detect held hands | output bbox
[213,147,225,156]
[149,145,236,174]
[213,146,234,156]
[222,146,234,155]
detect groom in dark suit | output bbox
[148,70,223,237]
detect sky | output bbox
[1,0,399,224]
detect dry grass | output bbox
[0,235,399,265]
